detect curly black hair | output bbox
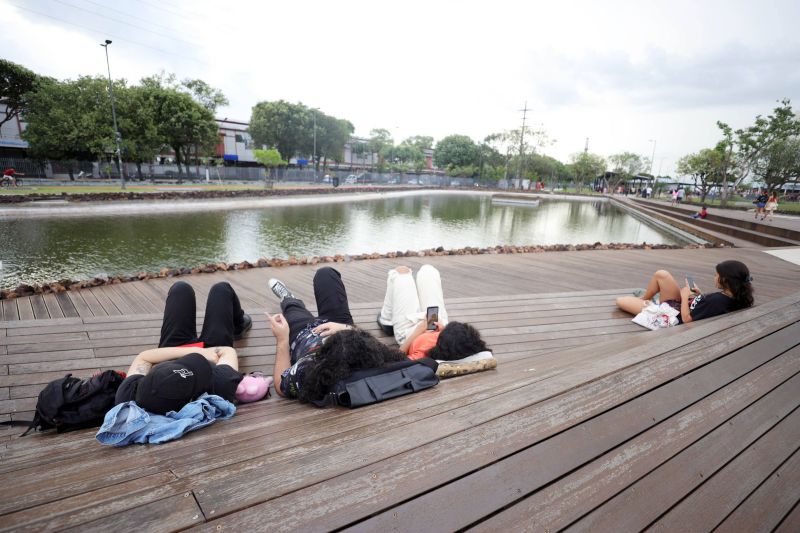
[426,321,489,361]
[716,260,754,310]
[298,329,407,403]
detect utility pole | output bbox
[312,108,319,177]
[100,40,125,190]
[516,101,529,188]
[584,137,589,153]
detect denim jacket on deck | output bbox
[96,393,235,446]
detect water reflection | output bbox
[0,195,682,288]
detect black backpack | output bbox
[22,370,125,435]
[312,358,439,408]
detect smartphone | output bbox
[686,275,696,291]
[426,306,439,330]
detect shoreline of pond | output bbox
[0,241,725,300]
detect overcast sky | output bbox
[2,0,799,175]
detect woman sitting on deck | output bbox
[615,260,754,325]
[377,264,495,376]
[266,267,408,403]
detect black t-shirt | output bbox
[114,363,242,406]
[689,292,736,321]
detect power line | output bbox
[77,0,192,36]
[8,2,208,65]
[52,0,202,49]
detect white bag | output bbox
[632,302,680,330]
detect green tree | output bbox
[22,76,114,178]
[254,147,287,187]
[317,114,354,169]
[434,134,480,170]
[753,137,800,194]
[607,152,646,191]
[403,135,434,151]
[249,100,312,164]
[367,128,393,171]
[181,78,228,112]
[154,89,218,177]
[569,152,606,192]
[0,59,40,129]
[717,99,800,202]
[676,148,725,202]
[117,85,165,179]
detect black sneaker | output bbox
[234,313,252,341]
[268,278,294,301]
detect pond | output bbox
[0,192,689,289]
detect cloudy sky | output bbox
[2,0,799,175]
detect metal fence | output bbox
[0,156,483,186]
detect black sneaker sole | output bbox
[376,313,394,336]
[234,314,252,341]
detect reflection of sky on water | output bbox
[0,195,682,288]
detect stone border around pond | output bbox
[0,242,726,300]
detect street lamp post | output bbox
[648,138,657,196]
[100,40,125,190]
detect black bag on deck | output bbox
[311,358,439,408]
[23,370,125,435]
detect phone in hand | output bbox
[426,306,439,331]
[686,275,696,292]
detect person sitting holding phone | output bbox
[377,264,495,377]
[615,260,754,325]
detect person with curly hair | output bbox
[266,267,406,403]
[615,260,754,325]
[377,265,494,376]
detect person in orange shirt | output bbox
[377,265,489,361]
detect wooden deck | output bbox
[1,246,797,321]
[1,249,799,531]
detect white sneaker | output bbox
[268,278,294,301]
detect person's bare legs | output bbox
[616,270,682,315]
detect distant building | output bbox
[0,104,29,158]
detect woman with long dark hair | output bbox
[266,267,407,403]
[616,260,754,324]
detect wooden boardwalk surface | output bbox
[1,248,799,531]
[1,246,797,321]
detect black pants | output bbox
[159,281,246,348]
[281,267,354,343]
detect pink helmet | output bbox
[235,372,273,403]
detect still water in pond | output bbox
[0,194,683,289]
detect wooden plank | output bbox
[1,300,18,322]
[714,447,800,533]
[77,289,105,317]
[185,304,800,528]
[66,492,204,533]
[471,352,800,532]
[0,472,180,532]
[651,417,800,531]
[346,328,800,532]
[41,293,65,319]
[54,291,79,318]
[28,296,49,319]
[88,287,122,316]
[775,501,800,533]
[569,376,800,532]
[65,290,93,319]
[15,298,35,321]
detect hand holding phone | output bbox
[686,275,696,292]
[426,306,439,331]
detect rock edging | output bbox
[0,241,724,300]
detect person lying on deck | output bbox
[114,281,252,414]
[615,260,754,325]
[377,264,495,377]
[266,267,407,403]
